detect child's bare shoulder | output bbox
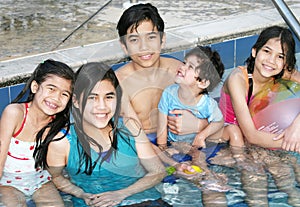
[115,62,134,81]
[229,67,247,81]
[2,103,25,119]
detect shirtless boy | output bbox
[116,3,206,139]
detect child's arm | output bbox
[156,111,168,150]
[0,104,20,177]
[192,119,224,148]
[168,109,208,135]
[88,139,167,206]
[227,68,282,148]
[47,135,92,203]
[90,124,166,206]
[192,97,224,148]
[274,114,300,152]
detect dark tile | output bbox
[164,51,184,62]
[236,35,258,66]
[10,83,28,102]
[111,61,128,71]
[0,87,10,116]
[211,40,234,70]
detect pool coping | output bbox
[1,4,300,86]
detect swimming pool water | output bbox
[157,145,300,207]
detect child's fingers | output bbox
[273,132,284,141]
[169,109,183,116]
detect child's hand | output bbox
[80,192,94,206]
[274,120,300,153]
[158,143,168,151]
[192,135,206,148]
[175,163,203,179]
[88,191,125,207]
[174,162,193,173]
[168,109,208,135]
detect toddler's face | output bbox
[175,55,200,86]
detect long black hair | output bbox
[13,59,75,169]
[245,25,296,80]
[72,62,123,175]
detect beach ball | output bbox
[249,79,300,134]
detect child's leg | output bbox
[240,146,268,206]
[188,141,229,205]
[223,124,262,172]
[188,146,210,172]
[32,181,64,207]
[289,154,300,184]
[266,153,300,207]
[222,124,244,148]
[201,191,227,207]
[241,169,268,207]
[0,186,27,207]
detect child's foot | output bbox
[196,172,231,192]
[209,148,236,167]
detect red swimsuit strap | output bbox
[13,103,29,137]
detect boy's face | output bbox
[121,20,165,69]
[175,55,200,86]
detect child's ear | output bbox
[197,79,210,89]
[161,32,166,49]
[30,80,39,94]
[119,40,129,55]
[251,48,257,58]
[73,95,80,109]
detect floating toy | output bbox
[249,79,300,134]
[166,166,176,175]
[163,166,178,184]
[183,165,203,174]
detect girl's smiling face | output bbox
[32,74,72,116]
[253,37,286,78]
[80,79,117,133]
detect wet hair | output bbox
[185,46,224,93]
[13,59,76,169]
[116,3,165,45]
[72,62,123,175]
[245,25,296,79]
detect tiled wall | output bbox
[1,34,299,116]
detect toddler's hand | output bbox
[192,135,206,148]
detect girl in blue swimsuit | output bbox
[44,62,168,207]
